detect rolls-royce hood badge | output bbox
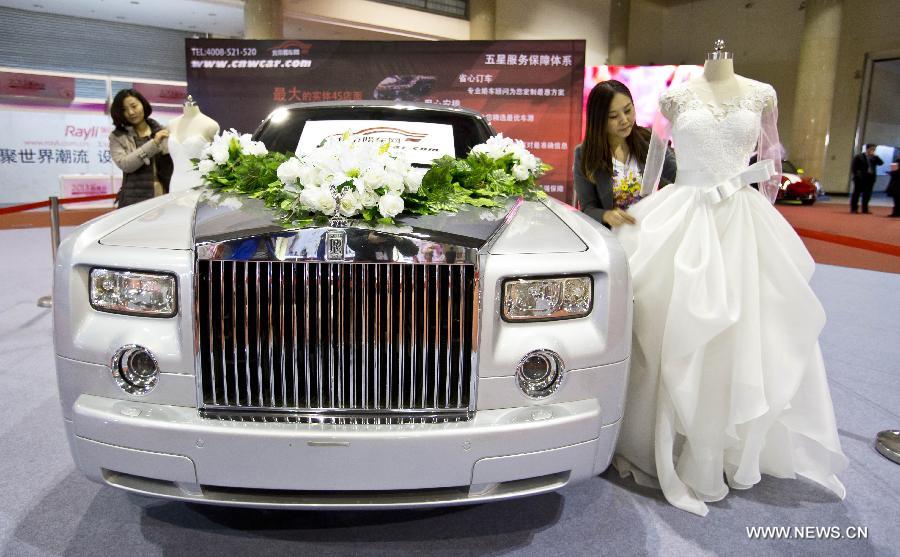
[325,228,347,260]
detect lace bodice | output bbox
[641,78,782,202]
[660,81,776,179]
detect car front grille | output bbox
[195,260,477,418]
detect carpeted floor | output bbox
[776,197,900,274]
[1,227,898,557]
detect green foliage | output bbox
[199,138,550,225]
[416,148,549,213]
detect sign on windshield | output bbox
[297,120,455,165]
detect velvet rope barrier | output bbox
[0,193,116,216]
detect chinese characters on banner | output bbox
[186,39,585,203]
[0,104,181,205]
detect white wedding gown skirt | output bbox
[614,183,848,516]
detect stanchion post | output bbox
[37,196,60,308]
[49,195,60,260]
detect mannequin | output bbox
[613,38,846,517]
[167,96,220,192]
[167,96,219,142]
[684,39,767,109]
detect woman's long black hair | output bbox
[580,80,650,183]
[110,88,153,131]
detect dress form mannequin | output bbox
[686,40,755,107]
[167,96,219,142]
[167,96,220,192]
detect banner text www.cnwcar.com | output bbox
[190,59,311,70]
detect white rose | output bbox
[360,190,379,208]
[298,186,318,210]
[277,157,303,186]
[377,192,405,218]
[314,188,337,215]
[384,155,408,176]
[212,130,238,152]
[511,164,529,181]
[209,143,230,165]
[471,143,490,157]
[382,171,405,194]
[362,167,386,191]
[238,133,254,152]
[519,152,538,171]
[246,141,268,156]
[297,164,319,187]
[338,191,362,217]
[404,168,425,194]
[198,159,217,176]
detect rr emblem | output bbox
[325,229,346,260]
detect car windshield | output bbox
[782,159,799,174]
[254,106,493,158]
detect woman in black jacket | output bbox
[574,80,676,228]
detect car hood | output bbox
[99,188,586,254]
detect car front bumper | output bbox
[64,381,622,509]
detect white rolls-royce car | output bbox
[53,102,631,509]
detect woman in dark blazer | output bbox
[574,80,676,228]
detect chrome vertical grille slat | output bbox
[373,264,381,409]
[410,266,417,408]
[398,266,405,409]
[361,265,368,410]
[386,265,393,409]
[315,265,325,408]
[244,264,252,406]
[337,265,345,408]
[457,265,465,408]
[303,263,311,408]
[197,260,474,417]
[219,261,228,406]
[255,263,263,406]
[291,264,299,409]
[432,265,440,409]
[350,264,356,408]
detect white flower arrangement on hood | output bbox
[276,132,421,220]
[470,133,541,181]
[197,129,269,176]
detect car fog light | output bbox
[112,345,159,395]
[516,349,564,398]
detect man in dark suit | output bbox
[850,144,883,214]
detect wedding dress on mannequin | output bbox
[167,97,219,192]
[613,45,847,516]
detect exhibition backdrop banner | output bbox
[186,39,585,202]
[584,65,704,128]
[0,103,180,204]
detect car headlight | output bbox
[502,275,592,322]
[89,268,177,317]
